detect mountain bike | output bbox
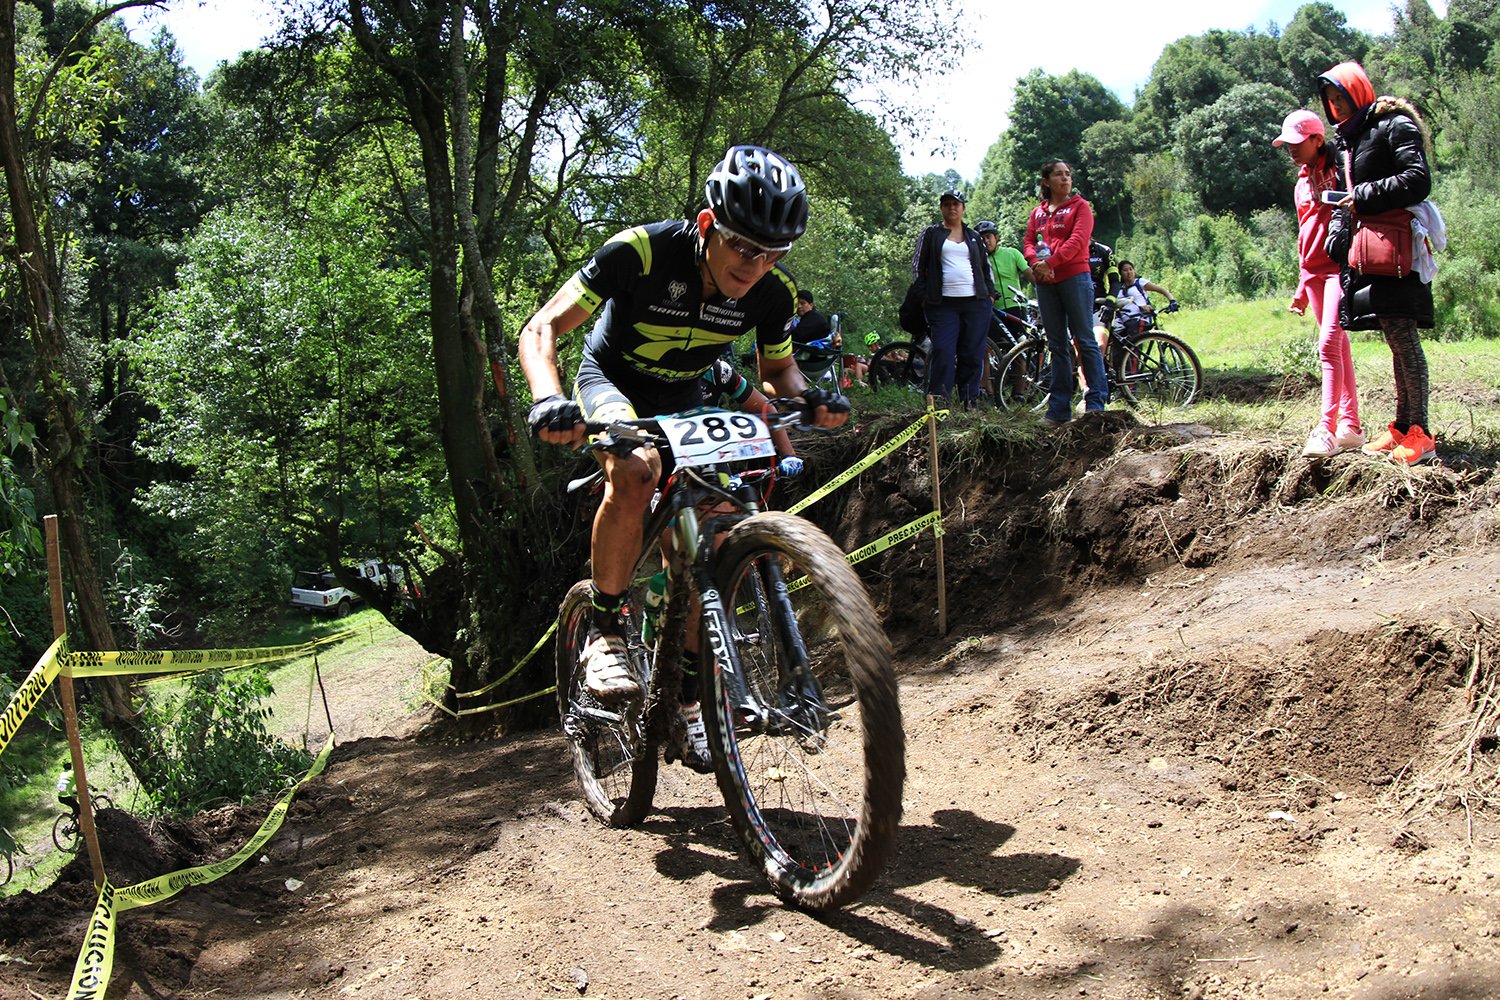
[52,794,112,852]
[994,298,1202,410]
[869,291,1040,399]
[555,401,904,910]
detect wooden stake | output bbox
[925,398,947,636]
[44,515,106,888]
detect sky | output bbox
[120,0,1444,180]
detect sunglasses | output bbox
[714,225,789,264]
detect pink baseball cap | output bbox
[1272,110,1325,147]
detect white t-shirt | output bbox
[1118,277,1151,317]
[940,238,977,297]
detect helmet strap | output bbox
[695,209,723,298]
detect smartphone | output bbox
[1319,190,1350,204]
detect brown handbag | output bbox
[1344,157,1414,278]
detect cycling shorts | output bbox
[574,349,704,424]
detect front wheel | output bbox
[52,814,78,853]
[556,581,657,826]
[1111,331,1202,407]
[703,512,905,910]
[994,338,1051,411]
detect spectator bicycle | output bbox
[555,400,904,910]
[870,292,1041,400]
[994,295,1202,411]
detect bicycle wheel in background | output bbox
[52,814,78,852]
[994,339,1051,411]
[556,580,657,826]
[702,512,904,910]
[867,341,927,392]
[1112,331,1202,407]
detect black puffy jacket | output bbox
[1322,86,1434,330]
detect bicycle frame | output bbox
[580,410,820,741]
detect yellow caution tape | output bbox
[785,408,945,516]
[67,735,337,1000]
[453,620,557,699]
[780,510,943,599]
[0,633,67,757]
[61,630,357,678]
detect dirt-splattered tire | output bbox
[702,512,904,910]
[1111,331,1201,407]
[556,581,657,827]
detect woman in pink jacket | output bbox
[1023,160,1107,426]
[1273,110,1362,457]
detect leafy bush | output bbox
[132,669,311,816]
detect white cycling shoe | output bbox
[582,634,640,701]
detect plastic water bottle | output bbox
[641,569,667,644]
[1035,243,1052,264]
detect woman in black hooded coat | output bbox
[1319,60,1436,465]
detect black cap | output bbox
[939,189,966,204]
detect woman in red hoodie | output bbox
[1024,160,1107,427]
[1273,109,1363,458]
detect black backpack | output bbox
[897,279,927,337]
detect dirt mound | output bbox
[5,412,1500,999]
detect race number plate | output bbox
[659,411,775,468]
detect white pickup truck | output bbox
[289,559,404,616]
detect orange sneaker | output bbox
[1361,422,1404,456]
[1389,425,1436,465]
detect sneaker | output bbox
[582,633,640,700]
[1362,422,1404,457]
[669,702,713,774]
[1301,426,1338,458]
[1333,424,1365,453]
[1389,425,1436,465]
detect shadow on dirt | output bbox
[647,804,1078,971]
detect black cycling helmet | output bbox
[974,220,1000,236]
[705,145,809,250]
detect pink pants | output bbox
[1306,272,1360,434]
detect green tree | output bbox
[1004,69,1125,199]
[1174,82,1298,215]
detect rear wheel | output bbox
[702,512,904,910]
[1111,331,1202,407]
[556,581,657,826]
[994,339,1051,411]
[867,341,926,392]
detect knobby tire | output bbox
[867,341,926,392]
[1111,331,1202,407]
[556,580,657,826]
[702,512,904,910]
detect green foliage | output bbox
[132,669,311,816]
[1279,3,1370,104]
[1004,69,1125,200]
[1174,83,1299,216]
[131,196,441,627]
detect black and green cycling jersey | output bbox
[564,220,798,384]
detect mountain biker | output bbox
[56,764,78,820]
[975,220,1033,343]
[519,145,847,771]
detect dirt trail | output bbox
[4,414,1500,999]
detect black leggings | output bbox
[1379,317,1429,432]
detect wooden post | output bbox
[44,515,107,888]
[925,397,947,636]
